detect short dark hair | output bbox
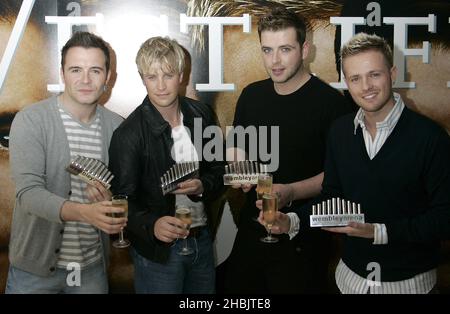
[257,7,308,45]
[61,31,110,73]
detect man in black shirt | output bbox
[224,7,350,293]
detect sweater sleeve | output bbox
[9,110,66,224]
[386,128,450,244]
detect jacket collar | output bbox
[141,96,195,136]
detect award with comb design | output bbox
[223,161,268,185]
[309,197,365,227]
[160,161,200,195]
[66,155,114,189]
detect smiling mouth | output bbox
[272,69,284,75]
[362,92,378,100]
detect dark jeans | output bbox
[130,227,215,294]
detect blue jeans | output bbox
[5,261,108,294]
[131,227,215,294]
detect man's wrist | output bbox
[372,223,388,245]
[286,212,300,239]
[286,184,294,207]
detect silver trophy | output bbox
[309,197,365,227]
[223,161,267,185]
[66,155,114,189]
[160,161,200,195]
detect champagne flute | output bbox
[260,192,279,243]
[254,173,272,221]
[175,206,194,255]
[111,194,130,248]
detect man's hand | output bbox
[257,210,291,234]
[255,183,293,210]
[322,222,375,239]
[79,201,127,234]
[85,181,112,203]
[154,216,189,243]
[231,183,253,193]
[272,183,294,209]
[172,178,204,195]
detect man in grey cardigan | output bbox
[5,32,124,293]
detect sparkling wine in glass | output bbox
[175,206,194,255]
[254,173,272,221]
[111,195,130,248]
[260,192,279,243]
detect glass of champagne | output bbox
[260,192,279,243]
[255,173,272,221]
[111,194,130,248]
[175,206,194,256]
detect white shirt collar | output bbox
[353,92,405,135]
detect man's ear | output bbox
[106,70,112,85]
[179,71,184,84]
[301,41,310,60]
[390,65,397,85]
[139,72,145,85]
[60,68,65,84]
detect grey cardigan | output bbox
[8,96,123,276]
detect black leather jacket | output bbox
[109,96,225,263]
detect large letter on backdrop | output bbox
[180,14,251,92]
[331,14,437,90]
[329,16,366,89]
[383,14,436,88]
[0,0,35,94]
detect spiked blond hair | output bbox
[136,36,186,76]
[341,32,393,70]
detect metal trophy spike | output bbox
[309,197,365,227]
[223,161,268,185]
[160,161,200,195]
[66,155,114,189]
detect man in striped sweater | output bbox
[6,32,124,293]
[266,33,450,293]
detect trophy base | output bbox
[161,171,199,195]
[223,174,259,185]
[309,214,365,227]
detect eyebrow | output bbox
[90,66,105,71]
[261,44,296,49]
[279,44,296,49]
[348,69,384,77]
[67,66,105,71]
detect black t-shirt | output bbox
[232,75,351,223]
